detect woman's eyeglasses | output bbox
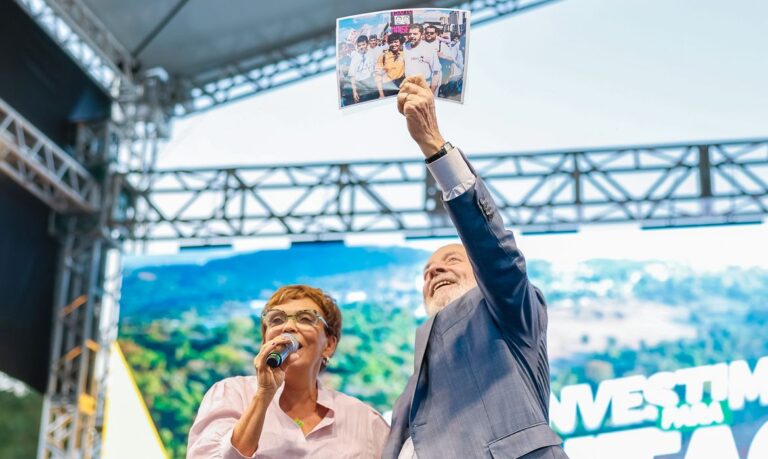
[261,309,329,329]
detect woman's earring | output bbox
[322,356,330,366]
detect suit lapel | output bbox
[385,316,436,458]
[413,315,435,373]
[408,315,436,423]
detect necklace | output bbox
[293,418,304,428]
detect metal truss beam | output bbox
[170,0,561,116]
[37,121,126,459]
[13,0,135,98]
[0,98,99,214]
[121,139,768,244]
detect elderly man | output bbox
[383,75,569,459]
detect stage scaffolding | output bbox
[122,140,768,245]
[1,0,765,458]
[31,116,164,459]
[0,95,162,457]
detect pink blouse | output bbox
[187,376,389,459]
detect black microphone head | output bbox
[266,352,282,368]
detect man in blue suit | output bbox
[383,75,569,459]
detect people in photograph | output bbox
[375,33,406,98]
[451,32,462,48]
[422,24,441,53]
[437,32,463,99]
[383,76,569,458]
[188,285,389,458]
[348,35,377,104]
[367,35,384,63]
[338,42,355,106]
[436,31,455,95]
[424,24,437,47]
[403,24,441,95]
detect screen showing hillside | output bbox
[119,237,768,458]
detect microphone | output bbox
[266,333,300,368]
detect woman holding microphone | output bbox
[187,285,389,458]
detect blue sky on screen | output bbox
[143,0,767,264]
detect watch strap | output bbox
[425,141,453,164]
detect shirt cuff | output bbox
[426,144,476,200]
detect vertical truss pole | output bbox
[572,152,583,222]
[37,213,107,459]
[698,145,713,216]
[37,121,125,459]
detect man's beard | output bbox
[424,278,474,316]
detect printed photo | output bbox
[336,8,470,108]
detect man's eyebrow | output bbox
[423,251,463,273]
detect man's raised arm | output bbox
[397,75,544,348]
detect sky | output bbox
[140,0,768,267]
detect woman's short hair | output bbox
[261,285,342,344]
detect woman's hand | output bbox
[233,335,299,457]
[253,334,299,395]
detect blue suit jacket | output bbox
[383,177,568,459]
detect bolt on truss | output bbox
[121,139,768,244]
[37,121,129,459]
[13,0,135,98]
[170,0,562,116]
[0,97,100,214]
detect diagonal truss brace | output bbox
[0,98,99,214]
[121,139,768,243]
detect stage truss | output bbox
[123,139,768,244]
[12,0,136,98]
[0,98,99,213]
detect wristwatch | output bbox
[425,141,453,164]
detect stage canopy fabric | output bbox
[80,0,467,81]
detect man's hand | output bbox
[397,75,446,158]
